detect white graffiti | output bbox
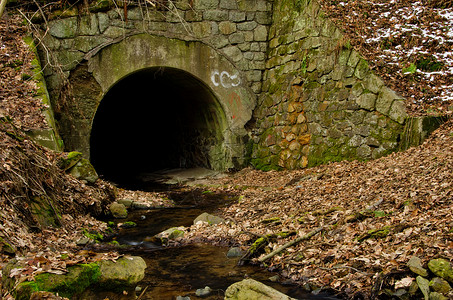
[210,70,241,88]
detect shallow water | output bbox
[111,208,338,299]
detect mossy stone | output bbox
[428,259,453,283]
[17,263,101,299]
[429,277,451,294]
[109,203,127,219]
[68,158,98,183]
[98,256,146,289]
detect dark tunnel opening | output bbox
[90,67,226,186]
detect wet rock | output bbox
[117,198,133,208]
[225,278,296,299]
[417,275,430,300]
[110,202,127,218]
[196,286,212,297]
[268,275,280,282]
[156,227,186,240]
[120,221,137,228]
[428,259,453,283]
[68,158,98,183]
[98,256,147,287]
[429,277,451,294]
[407,256,428,277]
[194,212,225,225]
[227,247,243,258]
[132,201,155,209]
[176,296,191,300]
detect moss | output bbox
[261,217,281,224]
[82,228,103,242]
[15,281,39,300]
[120,221,137,228]
[249,237,268,255]
[17,263,101,299]
[357,226,391,242]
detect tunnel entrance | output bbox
[90,67,227,185]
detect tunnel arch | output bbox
[60,33,257,182]
[89,66,228,183]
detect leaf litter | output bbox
[0,2,453,299]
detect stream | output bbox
[99,171,339,299]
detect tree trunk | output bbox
[0,0,7,19]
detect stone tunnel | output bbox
[90,67,227,182]
[31,0,438,181]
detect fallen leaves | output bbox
[175,119,453,298]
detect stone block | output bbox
[97,13,110,33]
[204,9,229,21]
[347,50,361,68]
[49,17,78,38]
[229,11,246,22]
[354,58,370,80]
[74,36,109,53]
[185,10,203,22]
[388,99,408,124]
[194,0,219,10]
[254,25,268,42]
[103,26,126,38]
[237,21,258,31]
[364,73,384,94]
[376,87,399,116]
[220,0,238,9]
[255,11,272,25]
[357,144,372,158]
[229,32,245,44]
[223,46,243,62]
[356,92,377,111]
[219,21,237,34]
[192,21,212,38]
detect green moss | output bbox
[357,226,391,242]
[16,263,101,299]
[120,221,137,228]
[249,237,268,255]
[416,55,443,72]
[402,63,417,74]
[15,281,39,300]
[82,228,103,242]
[261,217,281,224]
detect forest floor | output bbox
[0,1,452,299]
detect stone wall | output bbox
[36,0,274,170]
[250,0,408,170]
[35,0,414,172]
[40,0,273,105]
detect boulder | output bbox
[193,212,225,225]
[417,275,430,300]
[156,227,186,240]
[117,198,133,208]
[430,277,451,294]
[227,247,243,258]
[225,278,296,300]
[68,158,99,183]
[428,259,453,283]
[429,292,448,300]
[109,202,127,218]
[98,256,147,287]
[407,256,428,277]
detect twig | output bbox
[137,285,149,300]
[257,224,328,263]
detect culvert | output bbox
[89,67,227,184]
